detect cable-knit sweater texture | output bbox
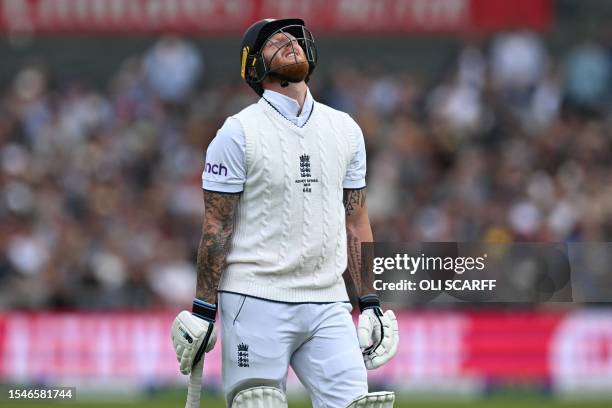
[218,98,356,302]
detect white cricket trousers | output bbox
[219,292,368,408]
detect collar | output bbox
[262,88,314,127]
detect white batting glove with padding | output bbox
[357,294,399,370]
[170,299,217,375]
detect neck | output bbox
[263,80,308,113]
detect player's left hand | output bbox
[357,294,399,370]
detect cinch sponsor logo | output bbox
[205,162,228,176]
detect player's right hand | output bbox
[170,299,217,375]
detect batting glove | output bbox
[357,294,399,370]
[170,299,217,375]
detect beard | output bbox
[269,53,309,83]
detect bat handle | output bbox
[185,356,204,408]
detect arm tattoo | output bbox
[195,191,240,304]
[343,188,373,298]
[345,233,363,296]
[343,188,366,217]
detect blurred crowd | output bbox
[1,29,611,309]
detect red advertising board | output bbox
[1,309,611,394]
[0,0,552,35]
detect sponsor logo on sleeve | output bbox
[205,162,228,177]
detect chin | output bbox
[273,61,309,83]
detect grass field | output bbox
[3,394,612,408]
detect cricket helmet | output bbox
[239,18,317,96]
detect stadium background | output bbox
[1,0,612,406]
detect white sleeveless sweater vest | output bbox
[218,98,356,302]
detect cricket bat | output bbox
[185,356,204,408]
